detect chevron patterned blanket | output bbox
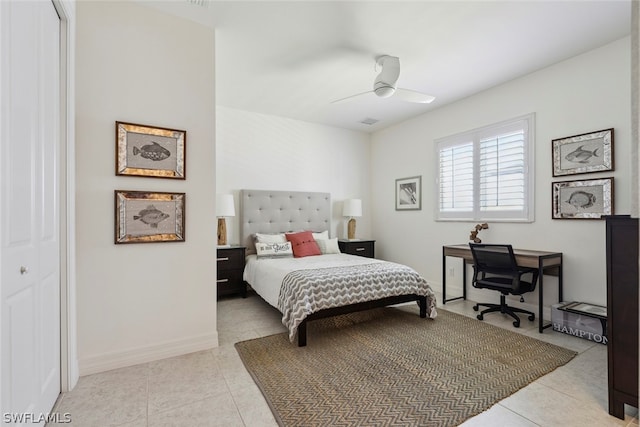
[278,261,437,342]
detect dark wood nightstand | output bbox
[216,246,246,299]
[338,239,375,258]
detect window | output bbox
[436,114,535,222]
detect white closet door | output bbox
[1,0,61,422]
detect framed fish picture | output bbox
[116,121,186,179]
[552,178,613,219]
[115,190,185,243]
[552,128,613,177]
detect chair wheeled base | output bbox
[473,294,535,328]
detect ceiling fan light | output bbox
[374,83,395,98]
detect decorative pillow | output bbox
[254,233,287,244]
[285,231,322,258]
[316,237,341,255]
[255,241,294,258]
[312,230,329,241]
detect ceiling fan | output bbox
[332,55,436,104]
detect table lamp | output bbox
[216,194,235,246]
[343,199,362,240]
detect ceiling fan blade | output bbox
[330,90,374,104]
[394,88,436,104]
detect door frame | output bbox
[52,0,78,392]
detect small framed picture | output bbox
[552,178,613,219]
[395,176,422,211]
[115,190,185,244]
[116,121,186,179]
[552,128,613,177]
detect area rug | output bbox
[235,307,576,427]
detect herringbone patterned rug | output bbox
[235,307,576,427]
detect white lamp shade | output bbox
[343,199,362,217]
[216,194,235,217]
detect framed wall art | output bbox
[116,121,186,179]
[552,128,613,177]
[552,178,613,220]
[395,176,422,211]
[115,190,185,244]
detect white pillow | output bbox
[255,233,287,243]
[312,230,329,241]
[316,237,341,255]
[255,241,294,258]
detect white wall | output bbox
[58,0,79,391]
[371,37,631,316]
[75,1,216,374]
[216,106,372,243]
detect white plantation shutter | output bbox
[436,114,534,221]
[479,130,525,211]
[439,141,473,213]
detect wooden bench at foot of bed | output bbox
[297,294,428,347]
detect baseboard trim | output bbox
[78,331,219,376]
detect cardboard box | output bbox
[551,302,607,345]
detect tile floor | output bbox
[49,292,639,427]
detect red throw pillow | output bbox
[285,231,321,258]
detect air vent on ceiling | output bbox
[360,118,379,125]
[185,0,211,8]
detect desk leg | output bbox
[538,259,544,333]
[442,248,447,304]
[538,256,563,333]
[462,259,467,300]
[558,254,563,302]
[442,249,465,304]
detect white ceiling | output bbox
[147,1,632,133]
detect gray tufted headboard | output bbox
[240,189,331,254]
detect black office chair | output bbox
[469,243,539,328]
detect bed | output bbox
[239,189,437,346]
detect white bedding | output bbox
[243,253,385,308]
[244,253,437,342]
